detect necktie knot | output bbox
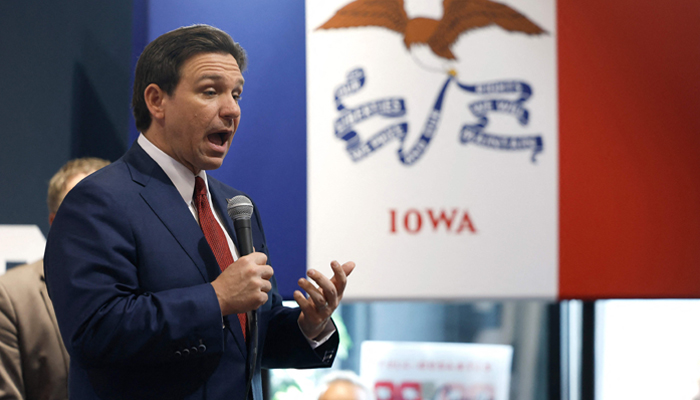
[194,176,207,201]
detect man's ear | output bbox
[144,83,167,121]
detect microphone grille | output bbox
[227,195,254,221]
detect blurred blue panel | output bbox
[129,0,149,144]
[145,0,307,299]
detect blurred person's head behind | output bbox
[317,371,371,400]
[47,157,110,224]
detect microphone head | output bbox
[227,195,254,221]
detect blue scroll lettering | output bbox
[461,128,543,162]
[347,123,408,162]
[333,98,405,138]
[334,68,452,166]
[456,80,543,162]
[398,77,452,165]
[332,68,544,165]
[334,68,413,163]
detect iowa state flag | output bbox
[139,0,700,300]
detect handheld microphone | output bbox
[227,195,254,256]
[226,195,258,399]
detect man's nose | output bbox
[220,95,241,123]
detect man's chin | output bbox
[190,156,225,171]
[195,148,229,172]
[200,161,224,171]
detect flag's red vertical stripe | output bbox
[558,0,700,299]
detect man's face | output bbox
[159,52,244,174]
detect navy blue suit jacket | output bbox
[44,143,337,400]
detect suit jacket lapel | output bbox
[126,143,222,284]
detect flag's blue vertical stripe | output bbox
[143,1,308,299]
[129,0,149,144]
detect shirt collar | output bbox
[137,133,209,204]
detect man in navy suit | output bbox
[44,25,354,400]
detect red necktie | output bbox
[194,176,247,341]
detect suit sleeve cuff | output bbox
[298,318,336,349]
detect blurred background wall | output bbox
[0,0,133,237]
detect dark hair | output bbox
[131,24,247,132]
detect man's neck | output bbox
[142,130,200,175]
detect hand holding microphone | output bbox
[210,196,273,317]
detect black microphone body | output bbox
[233,218,254,256]
[226,195,258,399]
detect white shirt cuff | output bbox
[299,319,336,349]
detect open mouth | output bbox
[208,131,232,147]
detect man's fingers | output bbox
[260,265,274,280]
[298,277,327,308]
[296,261,355,317]
[307,269,338,307]
[329,260,355,298]
[293,290,307,310]
[293,290,313,312]
[341,261,356,276]
[241,251,268,265]
[330,261,344,276]
[225,252,269,273]
[327,262,345,303]
[329,260,355,281]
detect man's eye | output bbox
[204,90,216,96]
[233,94,242,102]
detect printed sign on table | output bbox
[306,0,559,299]
[360,341,513,400]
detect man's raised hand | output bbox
[295,260,355,339]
